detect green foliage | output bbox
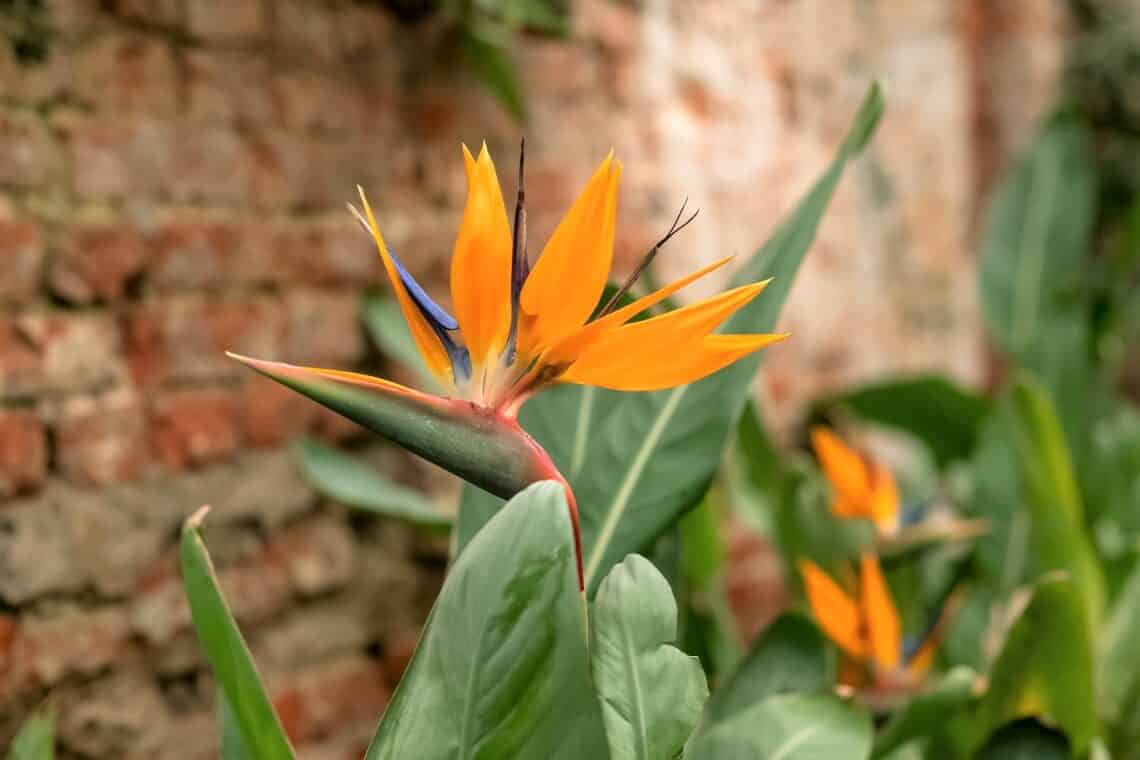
[7,709,55,760]
[704,613,835,724]
[591,554,709,760]
[180,508,296,760]
[975,718,1072,760]
[974,575,1098,755]
[296,436,452,529]
[458,81,885,595]
[687,693,872,760]
[815,375,989,469]
[365,482,609,759]
[871,667,979,759]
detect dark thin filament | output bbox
[598,198,699,316]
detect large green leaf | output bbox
[590,554,708,760]
[871,667,979,759]
[460,23,526,121]
[1099,559,1140,724]
[975,575,1098,755]
[815,375,989,468]
[965,409,1026,593]
[978,113,1096,449]
[295,436,452,529]
[687,694,872,760]
[704,612,834,724]
[180,508,296,760]
[221,692,253,760]
[365,481,609,759]
[459,81,885,594]
[1005,375,1105,627]
[7,709,55,760]
[976,718,1072,760]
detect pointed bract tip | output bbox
[186,504,211,531]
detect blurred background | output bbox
[0,0,1137,757]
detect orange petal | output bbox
[859,554,901,671]
[227,352,436,404]
[518,153,621,355]
[558,280,771,385]
[867,461,901,535]
[451,144,512,368]
[811,427,872,516]
[354,188,453,387]
[800,560,868,660]
[541,255,736,368]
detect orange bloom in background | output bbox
[811,427,900,536]
[341,143,788,415]
[799,555,939,687]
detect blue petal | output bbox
[390,250,459,331]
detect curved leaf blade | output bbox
[871,667,979,759]
[366,482,609,759]
[687,693,872,760]
[591,554,708,760]
[180,508,295,760]
[7,709,55,760]
[296,436,452,529]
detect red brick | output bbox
[72,33,179,115]
[240,374,317,447]
[271,70,368,133]
[0,218,43,303]
[381,629,419,686]
[272,657,390,745]
[269,516,356,597]
[185,50,277,125]
[56,388,149,485]
[170,124,253,205]
[107,0,183,27]
[12,605,132,689]
[0,408,46,497]
[333,1,394,59]
[50,220,150,304]
[186,0,265,43]
[274,0,339,60]
[151,213,242,290]
[0,110,59,188]
[245,131,308,210]
[724,523,789,644]
[0,312,123,398]
[282,289,363,365]
[125,295,285,388]
[273,217,379,286]
[64,115,174,200]
[149,388,240,470]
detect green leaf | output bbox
[180,508,295,760]
[815,375,989,468]
[460,24,526,121]
[295,436,452,529]
[1099,559,1140,724]
[965,409,1026,593]
[871,667,979,759]
[221,692,253,760]
[1005,375,1105,627]
[704,612,834,725]
[732,400,789,532]
[975,575,1098,755]
[459,81,885,594]
[231,353,555,502]
[687,693,872,760]
[7,709,55,760]
[978,113,1097,449]
[590,554,708,760]
[976,718,1072,760]
[365,481,609,759]
[1085,404,1140,546]
[362,295,442,392]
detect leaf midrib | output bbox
[769,724,822,760]
[1011,147,1059,351]
[584,386,687,588]
[618,613,650,759]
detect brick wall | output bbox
[0,0,1063,756]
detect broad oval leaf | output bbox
[296,436,452,529]
[687,693,872,760]
[365,481,609,759]
[180,508,296,760]
[591,554,708,760]
[975,575,1098,755]
[7,709,55,760]
[870,667,979,759]
[704,612,834,724]
[459,82,886,594]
